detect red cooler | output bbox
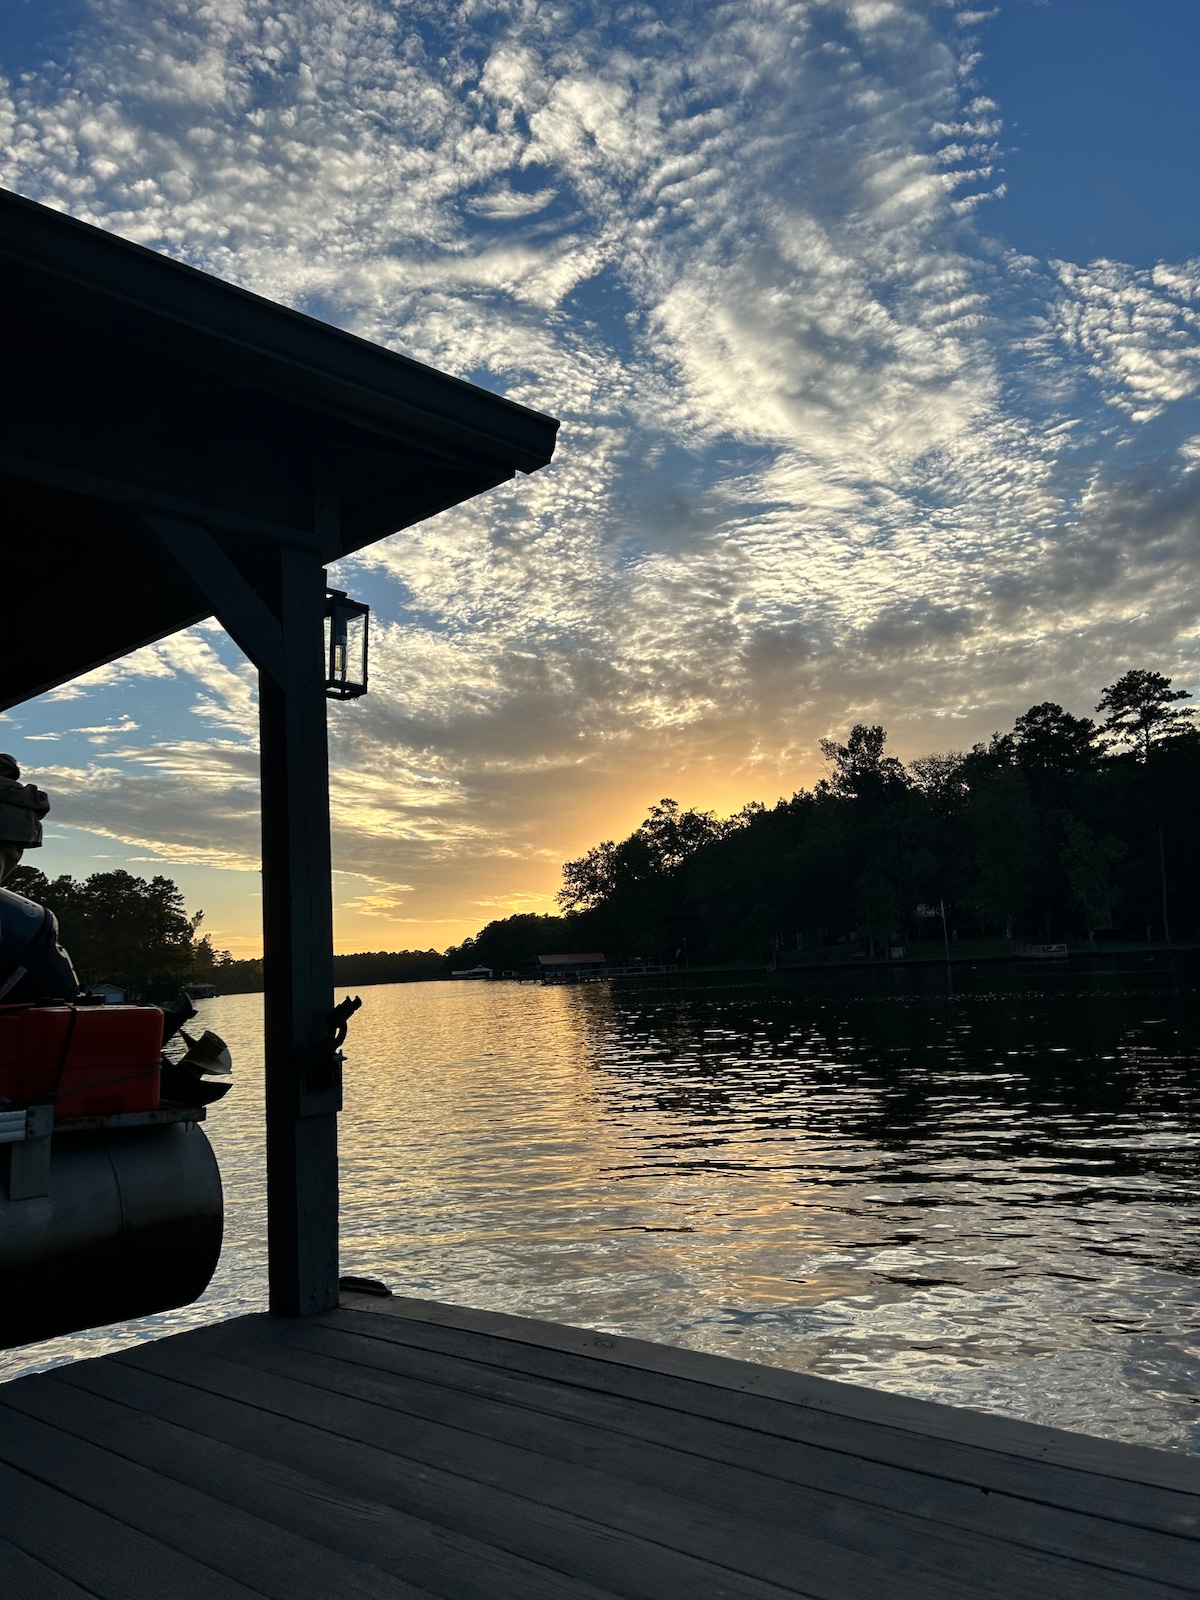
[0,1004,162,1118]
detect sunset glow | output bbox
[2,0,1196,953]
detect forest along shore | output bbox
[449,670,1200,978]
[11,669,1196,997]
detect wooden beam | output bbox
[145,515,286,683]
[1,454,328,552]
[258,544,340,1316]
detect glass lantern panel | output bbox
[344,611,367,689]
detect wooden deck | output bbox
[0,1293,1196,1599]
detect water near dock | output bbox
[3,957,1198,1455]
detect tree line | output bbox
[449,669,1200,971]
[5,866,445,998]
[6,868,204,997]
[9,669,1195,993]
[195,947,447,995]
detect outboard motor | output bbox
[0,1001,226,1350]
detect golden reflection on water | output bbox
[3,969,1198,1454]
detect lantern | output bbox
[324,589,369,700]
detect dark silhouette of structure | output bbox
[0,186,557,1319]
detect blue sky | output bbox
[977,0,1200,265]
[1,0,1197,952]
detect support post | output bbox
[259,545,340,1315]
[148,513,342,1316]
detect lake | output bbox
[3,956,1199,1454]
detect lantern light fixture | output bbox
[324,589,369,700]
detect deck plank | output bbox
[0,1456,263,1600]
[333,1297,1200,1494]
[0,1535,101,1600]
[106,1325,1190,1600]
[195,1313,1195,1587]
[0,1396,434,1600]
[43,1349,828,1600]
[0,1297,1196,1600]
[0,1376,608,1600]
[313,1303,1200,1528]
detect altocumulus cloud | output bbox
[3,0,1198,948]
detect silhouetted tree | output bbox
[1060,819,1125,947]
[819,724,909,805]
[1013,702,1101,787]
[8,867,199,996]
[445,913,571,973]
[1005,703,1102,937]
[558,799,723,915]
[1097,670,1194,942]
[1097,669,1194,759]
[502,671,1200,965]
[907,750,967,814]
[960,752,1036,940]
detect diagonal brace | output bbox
[145,513,286,684]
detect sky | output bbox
[1,0,1197,956]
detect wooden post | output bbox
[259,545,340,1316]
[147,514,342,1317]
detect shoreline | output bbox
[199,942,1200,999]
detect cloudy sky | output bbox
[2,0,1198,954]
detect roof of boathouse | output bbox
[0,187,559,710]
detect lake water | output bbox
[3,957,1199,1454]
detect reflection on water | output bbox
[4,958,1199,1452]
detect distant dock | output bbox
[1,1291,1195,1598]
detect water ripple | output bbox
[3,958,1198,1452]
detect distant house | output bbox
[84,981,125,1004]
[536,952,606,984]
[451,965,493,980]
[185,983,219,999]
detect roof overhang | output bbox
[0,188,559,709]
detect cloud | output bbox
[3,1,1198,947]
[1050,259,1200,422]
[35,743,263,873]
[466,184,558,219]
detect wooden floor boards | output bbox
[0,1293,1196,1599]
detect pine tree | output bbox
[1096,670,1193,760]
[1096,670,1194,943]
